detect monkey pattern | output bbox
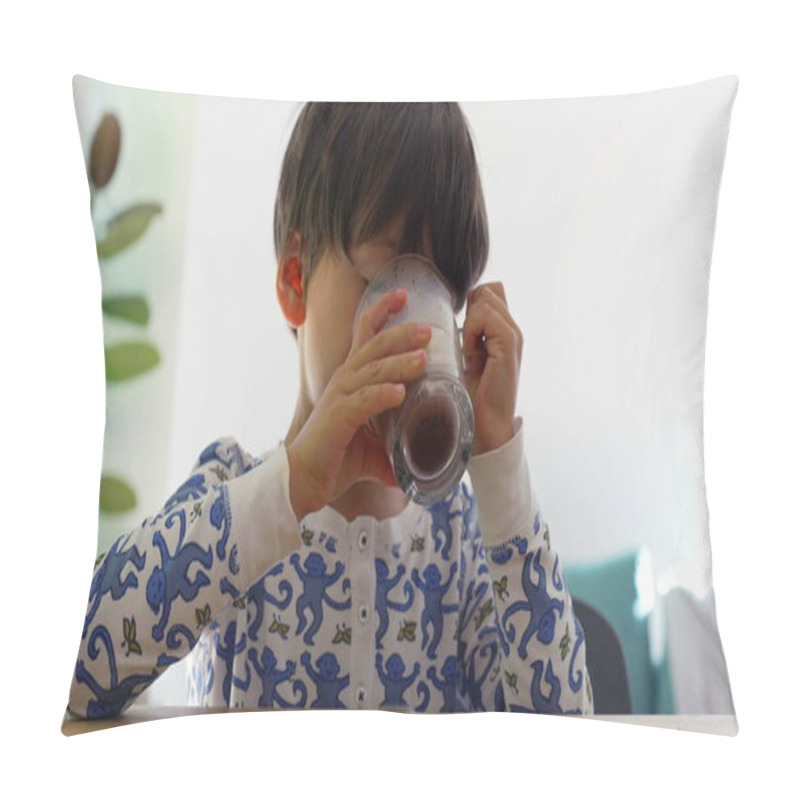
[494,678,506,711]
[74,625,157,718]
[214,619,250,705]
[291,553,351,645]
[509,659,563,714]
[197,440,226,467]
[551,554,563,591]
[462,489,482,563]
[219,576,243,605]
[414,681,431,712]
[501,548,565,660]
[490,545,513,566]
[156,622,198,668]
[463,636,500,712]
[146,508,214,642]
[228,544,240,576]
[247,645,307,708]
[83,534,145,638]
[429,491,461,561]
[164,473,207,509]
[458,570,491,638]
[376,653,420,709]
[427,655,459,712]
[568,612,587,694]
[71,435,593,717]
[247,561,293,640]
[374,558,414,650]
[209,486,232,561]
[196,439,247,475]
[412,563,459,659]
[301,651,349,709]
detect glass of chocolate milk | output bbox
[353,254,474,505]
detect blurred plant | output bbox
[88,112,163,513]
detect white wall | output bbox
[167,97,301,483]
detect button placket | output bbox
[355,686,367,707]
[350,520,375,709]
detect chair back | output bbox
[572,597,633,714]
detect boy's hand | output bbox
[462,282,522,456]
[286,289,431,521]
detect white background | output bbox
[1,0,797,796]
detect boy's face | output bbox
[297,213,433,406]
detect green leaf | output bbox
[96,203,162,260]
[102,295,150,325]
[100,474,137,513]
[90,114,121,189]
[104,341,160,382]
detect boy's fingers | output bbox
[349,320,432,372]
[462,299,490,352]
[340,382,406,432]
[469,283,511,320]
[466,284,523,354]
[462,302,519,366]
[344,349,427,395]
[470,282,507,306]
[351,289,407,353]
[461,308,488,375]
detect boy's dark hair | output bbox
[274,102,489,314]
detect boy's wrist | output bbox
[286,440,323,522]
[472,419,516,457]
[467,417,538,548]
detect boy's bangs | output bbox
[353,164,431,259]
[349,105,486,310]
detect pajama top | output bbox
[69,418,594,716]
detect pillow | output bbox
[65,74,738,735]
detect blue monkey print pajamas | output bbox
[70,421,593,716]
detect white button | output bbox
[358,531,368,551]
[356,686,367,706]
[358,605,370,624]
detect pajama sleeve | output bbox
[67,438,301,718]
[459,418,594,714]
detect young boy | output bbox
[68,102,593,717]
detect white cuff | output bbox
[225,444,301,587]
[466,417,539,548]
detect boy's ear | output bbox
[276,231,306,328]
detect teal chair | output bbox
[564,551,674,714]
